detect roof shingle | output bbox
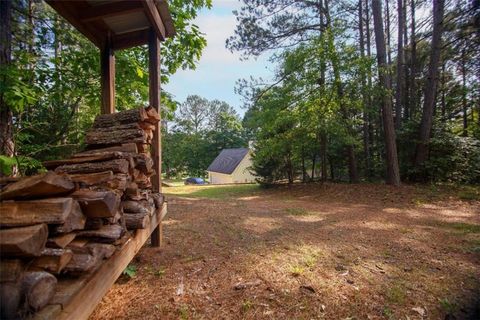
[207,148,249,174]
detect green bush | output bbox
[424,132,480,183]
[0,155,45,176]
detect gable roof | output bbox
[207,148,249,174]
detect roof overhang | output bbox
[45,0,176,50]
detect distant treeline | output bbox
[163,95,247,178]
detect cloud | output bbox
[164,0,273,114]
[211,0,241,12]
[195,13,239,64]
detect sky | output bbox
[163,0,273,116]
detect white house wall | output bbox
[209,171,234,184]
[230,152,256,183]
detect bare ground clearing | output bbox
[91,183,480,319]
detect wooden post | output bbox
[148,28,162,247]
[100,38,115,114]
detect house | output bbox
[207,148,256,184]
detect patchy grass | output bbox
[285,207,310,216]
[383,306,395,319]
[153,267,166,278]
[164,184,261,199]
[178,305,189,320]
[162,178,185,187]
[441,222,480,234]
[241,300,253,313]
[386,283,406,304]
[299,245,321,268]
[289,265,305,277]
[303,254,317,268]
[439,298,458,314]
[466,239,480,253]
[457,187,480,201]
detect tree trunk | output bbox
[478,73,480,128]
[301,151,307,183]
[414,0,445,169]
[385,0,392,66]
[359,0,371,178]
[403,0,410,119]
[0,0,14,166]
[347,145,359,183]
[395,0,405,130]
[461,50,468,136]
[441,62,446,120]
[365,0,376,171]
[311,154,316,181]
[329,156,335,180]
[409,0,418,118]
[318,0,326,89]
[372,0,401,186]
[320,133,327,182]
[318,0,327,183]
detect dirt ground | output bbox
[91,183,480,320]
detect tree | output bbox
[372,0,401,186]
[176,95,209,134]
[226,0,323,57]
[1,0,212,177]
[0,0,14,159]
[164,96,247,177]
[395,0,405,130]
[414,0,445,170]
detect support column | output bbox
[148,28,162,247]
[100,38,115,114]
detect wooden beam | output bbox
[111,29,149,51]
[79,1,143,22]
[100,39,115,114]
[148,29,161,194]
[142,0,166,41]
[45,1,103,48]
[32,203,167,320]
[154,0,176,38]
[148,29,162,247]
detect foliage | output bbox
[405,128,480,184]
[4,0,211,174]
[230,0,480,185]
[123,264,137,279]
[163,95,247,178]
[0,155,45,176]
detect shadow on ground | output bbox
[91,183,480,320]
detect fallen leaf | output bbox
[299,285,316,293]
[176,277,184,296]
[335,264,346,271]
[233,279,262,290]
[412,307,426,317]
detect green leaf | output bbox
[123,264,137,278]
